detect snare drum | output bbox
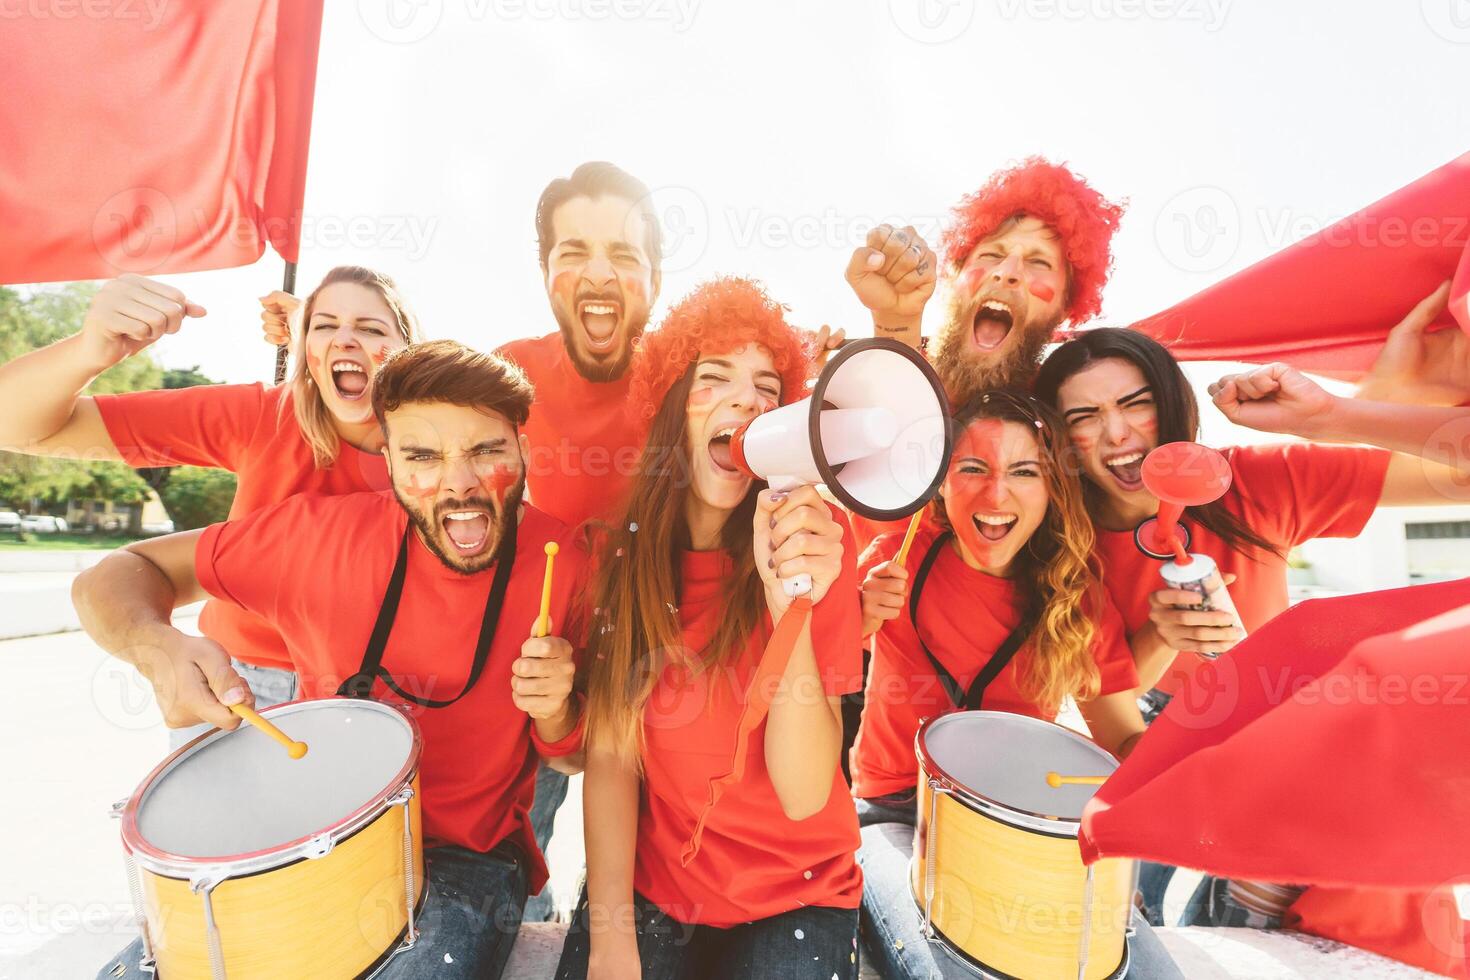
[114,698,426,979]
[912,711,1135,980]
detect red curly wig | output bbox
[939,157,1125,325]
[627,277,812,432]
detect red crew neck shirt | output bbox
[96,383,389,671]
[633,507,865,927]
[497,333,638,531]
[195,491,585,893]
[851,523,1139,799]
[1094,443,1389,696]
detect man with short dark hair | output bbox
[76,341,585,980]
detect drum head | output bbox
[921,711,1117,824]
[134,700,414,859]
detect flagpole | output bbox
[272,260,298,385]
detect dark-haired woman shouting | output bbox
[554,278,863,980]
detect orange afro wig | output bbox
[627,277,813,433]
[939,157,1125,325]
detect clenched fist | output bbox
[511,635,576,721]
[845,224,938,333]
[81,274,206,368]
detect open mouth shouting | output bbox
[440,505,493,557]
[578,298,622,353]
[330,358,370,401]
[972,298,1015,353]
[972,511,1018,542]
[706,424,743,478]
[1103,450,1145,492]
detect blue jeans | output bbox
[166,658,299,748]
[856,796,1184,980]
[554,885,860,979]
[97,841,529,979]
[524,761,570,921]
[1134,689,1176,927]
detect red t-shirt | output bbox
[497,334,639,532]
[850,523,1139,799]
[196,492,585,892]
[1095,443,1390,696]
[634,509,865,927]
[1288,885,1468,978]
[96,383,389,670]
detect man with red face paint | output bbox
[75,341,586,980]
[845,157,1124,403]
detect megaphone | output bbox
[730,338,952,595]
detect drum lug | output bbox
[387,786,415,807]
[305,832,335,859]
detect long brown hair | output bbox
[933,389,1105,715]
[580,366,765,765]
[285,265,425,467]
[1034,328,1281,560]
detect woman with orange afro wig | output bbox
[555,277,865,980]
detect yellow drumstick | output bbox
[895,511,925,567]
[229,703,308,759]
[532,542,559,638]
[1045,771,1106,788]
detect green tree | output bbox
[157,467,238,530]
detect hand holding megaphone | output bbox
[728,338,952,597]
[754,487,845,612]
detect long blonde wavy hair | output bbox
[284,266,424,467]
[933,389,1103,716]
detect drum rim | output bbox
[119,697,423,879]
[914,710,1118,836]
[916,903,1132,980]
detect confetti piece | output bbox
[629,522,640,532]
[794,929,805,940]
[803,870,813,880]
[616,548,624,557]
[894,940,904,950]
[444,953,454,963]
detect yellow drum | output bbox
[911,711,1135,980]
[114,698,426,979]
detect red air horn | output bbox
[1133,442,1233,562]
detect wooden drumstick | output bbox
[895,511,925,567]
[229,703,308,759]
[1045,771,1106,788]
[532,542,558,638]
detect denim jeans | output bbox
[855,796,1184,980]
[1180,875,1286,929]
[97,841,529,979]
[1134,689,1177,927]
[166,658,300,749]
[554,885,860,980]
[524,761,571,921]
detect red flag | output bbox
[1079,579,1470,975]
[0,1,324,284]
[1131,153,1470,378]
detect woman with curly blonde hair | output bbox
[849,389,1170,980]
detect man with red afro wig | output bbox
[846,156,1124,401]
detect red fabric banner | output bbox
[0,1,324,284]
[1131,153,1470,378]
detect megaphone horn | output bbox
[729,338,952,596]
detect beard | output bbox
[394,480,525,575]
[552,288,648,384]
[932,287,1064,403]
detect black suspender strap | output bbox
[908,530,1028,712]
[337,514,519,708]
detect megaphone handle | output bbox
[766,475,813,598]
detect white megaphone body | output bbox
[729,338,952,596]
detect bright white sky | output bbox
[24,0,1470,447]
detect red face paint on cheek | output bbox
[946,420,1007,564]
[370,346,391,366]
[621,277,645,303]
[305,350,323,373]
[403,473,438,501]
[1027,281,1056,303]
[959,266,989,297]
[552,271,577,305]
[687,388,714,409]
[480,464,517,507]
